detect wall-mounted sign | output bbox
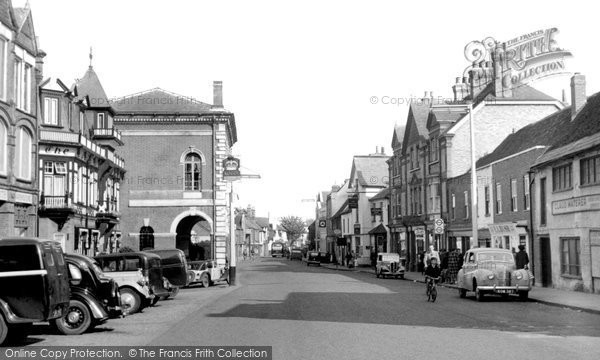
[348,195,359,209]
[552,194,600,215]
[370,208,382,216]
[40,146,74,157]
[353,224,361,235]
[318,220,326,228]
[14,192,34,205]
[223,156,241,178]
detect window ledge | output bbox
[580,182,600,189]
[41,123,62,129]
[552,187,573,194]
[560,274,582,280]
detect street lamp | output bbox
[468,101,478,249]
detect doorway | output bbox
[539,236,552,287]
[175,215,212,260]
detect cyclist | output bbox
[424,257,442,300]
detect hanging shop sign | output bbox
[348,195,359,209]
[223,156,241,178]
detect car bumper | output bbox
[477,285,531,293]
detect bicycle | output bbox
[426,276,440,302]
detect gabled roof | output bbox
[0,0,12,28]
[254,217,270,228]
[332,200,350,219]
[350,155,390,188]
[317,191,330,203]
[369,187,390,201]
[14,6,36,53]
[391,125,405,150]
[75,66,112,109]
[402,101,431,153]
[368,223,388,235]
[112,88,212,114]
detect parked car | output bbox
[187,260,228,287]
[375,253,405,279]
[0,238,70,345]
[306,251,321,266]
[457,248,532,301]
[94,252,168,313]
[53,254,123,335]
[289,248,303,260]
[270,242,287,257]
[147,249,189,300]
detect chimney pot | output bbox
[381,146,385,154]
[424,91,428,98]
[212,81,223,109]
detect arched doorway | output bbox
[171,210,213,260]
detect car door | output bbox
[463,252,477,290]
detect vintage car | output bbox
[147,249,189,300]
[289,248,303,260]
[53,254,123,335]
[376,253,405,279]
[0,238,70,345]
[306,251,321,266]
[457,248,532,301]
[187,260,229,287]
[94,252,167,314]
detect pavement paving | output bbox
[321,262,600,315]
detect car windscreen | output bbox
[0,245,41,271]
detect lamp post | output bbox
[468,102,478,249]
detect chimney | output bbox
[375,146,379,154]
[561,89,567,104]
[380,146,385,155]
[212,81,223,109]
[331,185,341,192]
[35,37,46,85]
[453,77,468,102]
[570,73,586,120]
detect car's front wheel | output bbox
[475,287,485,302]
[200,273,210,288]
[54,300,92,335]
[120,288,142,315]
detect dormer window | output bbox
[43,98,59,125]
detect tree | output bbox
[279,216,307,248]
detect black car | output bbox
[0,238,70,345]
[53,254,123,335]
[147,249,188,300]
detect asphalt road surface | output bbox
[17,258,600,359]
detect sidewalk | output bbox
[321,263,600,314]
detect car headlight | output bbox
[487,274,495,280]
[516,272,523,280]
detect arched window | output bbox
[139,226,155,250]
[184,153,202,191]
[15,126,32,180]
[0,119,6,174]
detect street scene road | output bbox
[21,259,600,360]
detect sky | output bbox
[25,0,600,223]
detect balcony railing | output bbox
[40,130,125,169]
[41,193,70,209]
[92,127,122,142]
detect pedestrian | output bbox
[447,249,459,284]
[346,251,353,268]
[251,248,256,261]
[418,251,425,274]
[515,245,529,270]
[424,245,440,268]
[440,249,449,282]
[243,249,247,261]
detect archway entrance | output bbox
[175,215,213,261]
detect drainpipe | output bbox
[212,122,217,261]
[527,169,536,285]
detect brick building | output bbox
[37,61,125,255]
[0,1,42,238]
[113,83,237,265]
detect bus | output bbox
[271,241,287,257]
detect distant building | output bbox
[368,187,390,255]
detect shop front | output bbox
[488,222,529,254]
